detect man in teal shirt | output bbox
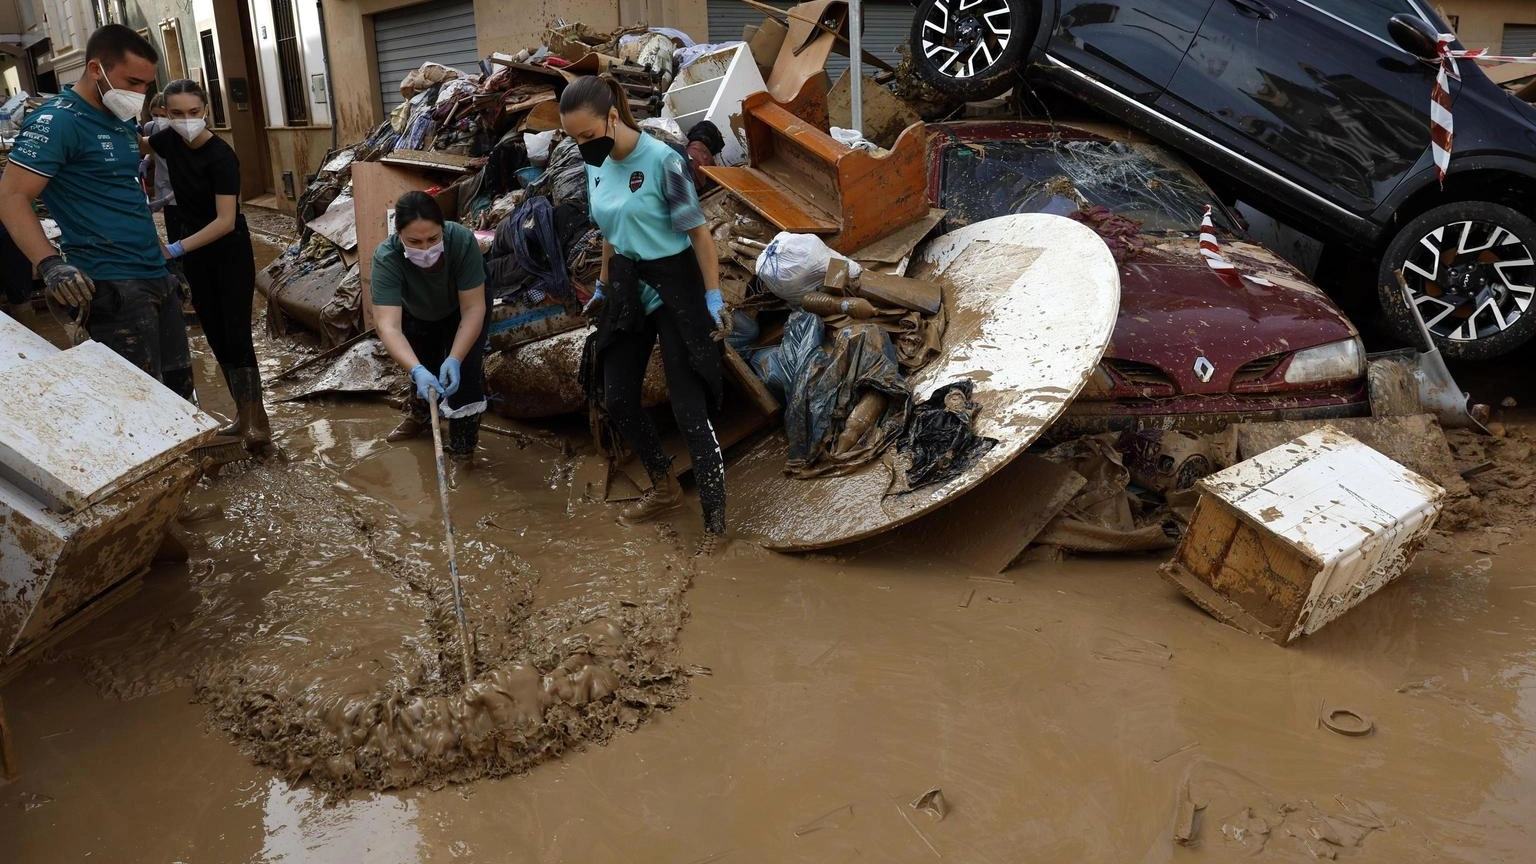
[0,25,194,398]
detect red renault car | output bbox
[928,121,1371,432]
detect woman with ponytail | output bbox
[560,74,730,556]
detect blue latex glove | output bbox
[438,356,462,398]
[583,279,606,315]
[410,364,440,400]
[705,288,726,326]
[165,240,185,259]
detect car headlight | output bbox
[1284,338,1365,384]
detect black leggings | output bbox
[183,229,258,370]
[604,307,726,534]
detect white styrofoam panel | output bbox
[0,340,220,512]
[0,311,61,373]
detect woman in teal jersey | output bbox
[561,75,729,556]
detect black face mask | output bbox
[578,135,615,168]
[578,116,616,167]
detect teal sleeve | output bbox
[370,247,404,307]
[9,107,77,179]
[662,151,705,233]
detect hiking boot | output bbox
[620,473,682,526]
[387,415,427,442]
[694,530,728,558]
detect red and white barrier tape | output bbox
[1432,35,1536,181]
[1200,205,1272,287]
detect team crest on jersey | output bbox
[629,171,644,192]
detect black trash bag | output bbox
[887,380,998,494]
[750,309,824,403]
[781,314,911,478]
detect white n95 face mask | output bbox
[172,118,206,142]
[96,65,145,122]
[404,242,445,269]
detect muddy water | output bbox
[4,307,1536,859]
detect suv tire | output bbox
[1377,201,1536,360]
[910,0,1033,102]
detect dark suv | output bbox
[908,0,1536,359]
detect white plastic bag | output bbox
[523,130,557,167]
[755,232,862,306]
[830,127,877,151]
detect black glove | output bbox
[38,255,95,308]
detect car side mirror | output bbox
[1388,14,1441,60]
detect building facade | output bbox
[1,0,49,97]
[1442,1,1536,56]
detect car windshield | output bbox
[939,137,1235,234]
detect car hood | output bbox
[1107,237,1359,395]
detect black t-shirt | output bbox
[149,129,246,236]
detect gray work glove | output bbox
[38,255,95,308]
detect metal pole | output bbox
[427,388,476,683]
[849,0,863,134]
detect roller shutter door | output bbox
[707,0,914,82]
[1503,24,1536,58]
[374,0,480,114]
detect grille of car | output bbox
[1232,355,1283,384]
[1106,359,1176,394]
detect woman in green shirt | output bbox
[371,191,489,472]
[561,74,729,556]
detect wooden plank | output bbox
[894,454,1086,574]
[379,149,479,174]
[722,343,780,417]
[703,167,840,234]
[857,271,942,315]
[851,208,947,265]
[0,694,15,781]
[352,162,435,331]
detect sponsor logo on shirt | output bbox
[630,171,644,193]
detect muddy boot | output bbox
[694,529,728,558]
[231,367,272,448]
[387,402,429,442]
[621,471,683,526]
[216,365,245,437]
[445,414,481,486]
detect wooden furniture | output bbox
[702,87,929,254]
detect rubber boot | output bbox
[621,469,683,526]
[226,367,272,448]
[388,400,429,442]
[445,414,481,487]
[216,365,246,438]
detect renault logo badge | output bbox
[1194,356,1215,383]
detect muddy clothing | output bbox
[88,275,195,398]
[371,222,486,321]
[150,128,258,373]
[602,303,726,534]
[9,87,166,280]
[399,288,490,421]
[590,250,726,534]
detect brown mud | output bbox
[4,295,1536,860]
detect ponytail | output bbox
[558,74,638,131]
